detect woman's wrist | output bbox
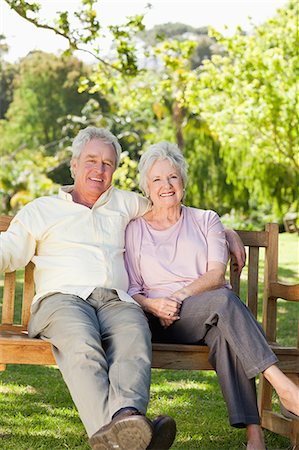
[171,289,189,302]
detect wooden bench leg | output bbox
[0,363,7,371]
[290,419,299,448]
[285,374,299,448]
[258,374,273,414]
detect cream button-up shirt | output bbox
[0,185,150,309]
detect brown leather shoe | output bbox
[147,415,176,449]
[89,410,153,450]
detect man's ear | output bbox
[71,158,77,178]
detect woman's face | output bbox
[146,159,184,208]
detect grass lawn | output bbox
[0,232,298,449]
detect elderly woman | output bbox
[124,141,299,450]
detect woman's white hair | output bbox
[138,141,188,197]
[70,126,122,178]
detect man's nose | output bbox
[95,162,105,172]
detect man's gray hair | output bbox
[70,127,122,178]
[138,141,188,197]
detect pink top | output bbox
[125,206,229,298]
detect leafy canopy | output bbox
[187,0,298,213]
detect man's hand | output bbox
[225,228,246,275]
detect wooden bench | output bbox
[0,216,298,446]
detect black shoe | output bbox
[147,415,176,449]
[89,409,153,450]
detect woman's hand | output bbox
[160,317,177,328]
[225,228,246,274]
[147,296,182,320]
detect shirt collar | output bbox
[58,184,115,207]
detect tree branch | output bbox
[3,0,128,73]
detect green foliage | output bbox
[80,36,241,214]
[113,154,139,192]
[190,0,299,214]
[0,35,16,119]
[108,15,146,76]
[2,1,297,223]
[183,119,249,214]
[138,23,216,69]
[0,148,59,213]
[0,61,16,119]
[1,51,93,150]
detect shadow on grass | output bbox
[0,364,293,449]
[278,266,299,280]
[149,370,291,450]
[0,364,89,449]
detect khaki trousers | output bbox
[28,288,152,437]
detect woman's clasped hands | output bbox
[149,295,182,328]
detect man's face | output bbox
[72,139,116,202]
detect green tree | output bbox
[2,51,96,150]
[82,37,240,214]
[0,148,59,213]
[139,23,218,69]
[0,35,17,119]
[189,0,298,214]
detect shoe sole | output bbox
[89,415,153,450]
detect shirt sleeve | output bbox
[124,220,146,296]
[131,194,151,219]
[206,210,229,266]
[0,217,36,273]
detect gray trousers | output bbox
[148,288,278,428]
[28,288,152,437]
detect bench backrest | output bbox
[0,216,279,330]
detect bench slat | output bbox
[237,230,269,247]
[0,215,13,231]
[2,272,16,324]
[247,246,259,317]
[22,262,35,327]
[229,255,240,296]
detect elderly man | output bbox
[0,127,177,450]
[0,127,245,450]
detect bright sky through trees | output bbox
[1,0,287,62]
